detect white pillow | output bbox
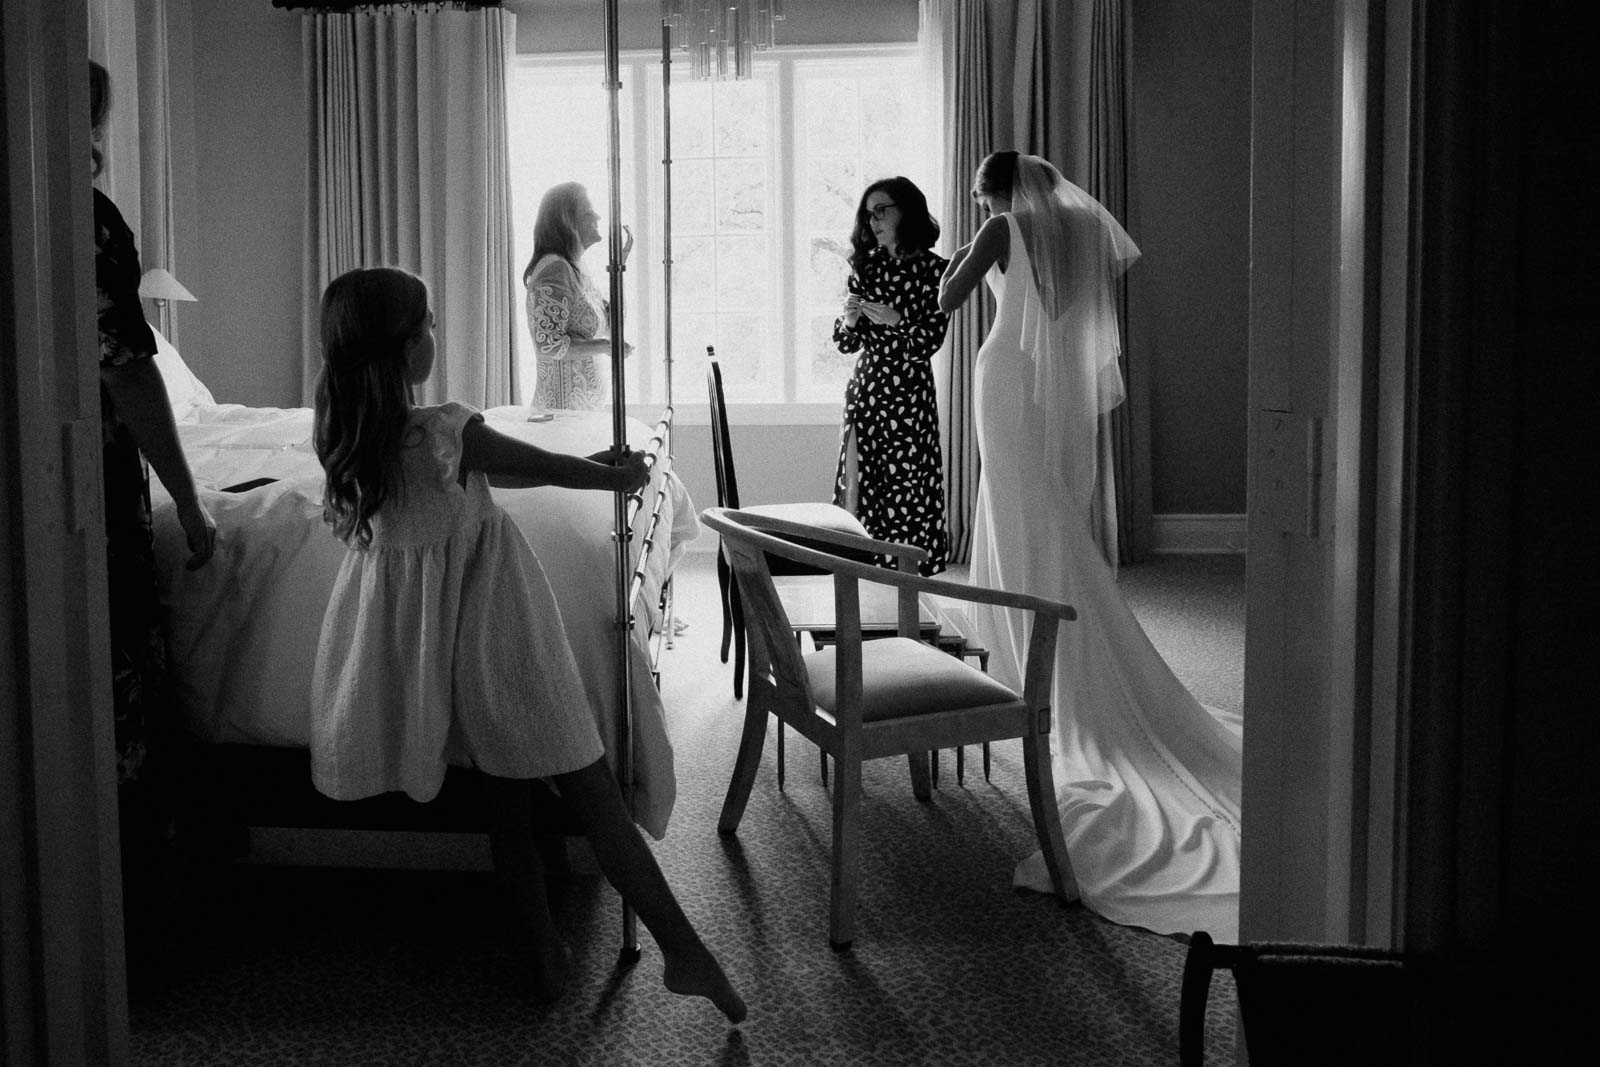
[149,324,216,422]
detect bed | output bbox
[145,327,695,841]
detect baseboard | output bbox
[241,827,602,875]
[243,827,494,871]
[1150,513,1247,555]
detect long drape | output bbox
[1088,0,1147,563]
[924,0,1148,564]
[1011,0,1146,564]
[921,0,992,565]
[300,6,518,407]
[89,0,184,341]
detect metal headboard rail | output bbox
[621,407,675,623]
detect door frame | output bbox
[1,0,130,1062]
[1240,0,1413,946]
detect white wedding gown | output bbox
[967,214,1243,941]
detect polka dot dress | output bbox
[831,246,951,576]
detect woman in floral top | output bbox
[832,176,951,575]
[91,61,217,789]
[91,61,217,981]
[521,182,631,412]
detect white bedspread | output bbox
[148,403,696,839]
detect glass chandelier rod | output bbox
[660,0,786,81]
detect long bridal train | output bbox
[966,206,1242,942]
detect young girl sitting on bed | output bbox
[309,266,745,1021]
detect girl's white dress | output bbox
[311,402,604,802]
[968,213,1244,940]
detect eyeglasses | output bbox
[866,202,897,221]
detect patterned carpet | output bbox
[129,551,1242,1065]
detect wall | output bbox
[1130,0,1251,514]
[178,0,303,407]
[168,0,1249,525]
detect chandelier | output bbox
[661,0,786,81]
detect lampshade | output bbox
[661,0,786,81]
[138,268,197,303]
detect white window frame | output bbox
[509,43,935,426]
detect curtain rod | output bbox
[270,2,503,11]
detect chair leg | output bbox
[820,749,828,787]
[906,752,932,801]
[956,745,965,786]
[717,695,771,834]
[717,549,733,663]
[729,575,746,700]
[1178,930,1218,1067]
[977,653,992,781]
[828,746,865,949]
[776,718,786,791]
[1021,715,1079,903]
[931,749,939,785]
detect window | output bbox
[508,47,939,414]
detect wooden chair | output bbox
[705,351,870,700]
[701,507,1080,948]
[1179,930,1417,1066]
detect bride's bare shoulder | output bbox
[978,213,1012,271]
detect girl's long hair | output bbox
[312,267,429,548]
[848,176,940,274]
[521,181,588,286]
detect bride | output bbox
[938,151,1243,940]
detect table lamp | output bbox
[138,267,196,336]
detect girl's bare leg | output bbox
[553,758,747,1023]
[483,775,571,1001]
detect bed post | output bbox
[601,0,641,964]
[659,18,677,646]
[661,19,675,416]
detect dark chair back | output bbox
[1180,930,1416,1066]
[707,350,740,510]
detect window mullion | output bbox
[776,59,797,404]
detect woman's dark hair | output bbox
[89,61,111,178]
[521,181,588,286]
[313,266,431,549]
[848,176,940,273]
[973,150,1020,200]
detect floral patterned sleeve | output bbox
[525,257,581,361]
[885,252,950,363]
[94,189,156,369]
[831,268,867,354]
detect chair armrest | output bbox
[702,508,1076,623]
[735,507,928,571]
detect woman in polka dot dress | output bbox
[831,176,952,575]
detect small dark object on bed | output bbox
[221,477,278,493]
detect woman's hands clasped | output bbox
[841,295,901,328]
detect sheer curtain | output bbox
[922,0,1148,564]
[300,5,518,407]
[89,0,184,340]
